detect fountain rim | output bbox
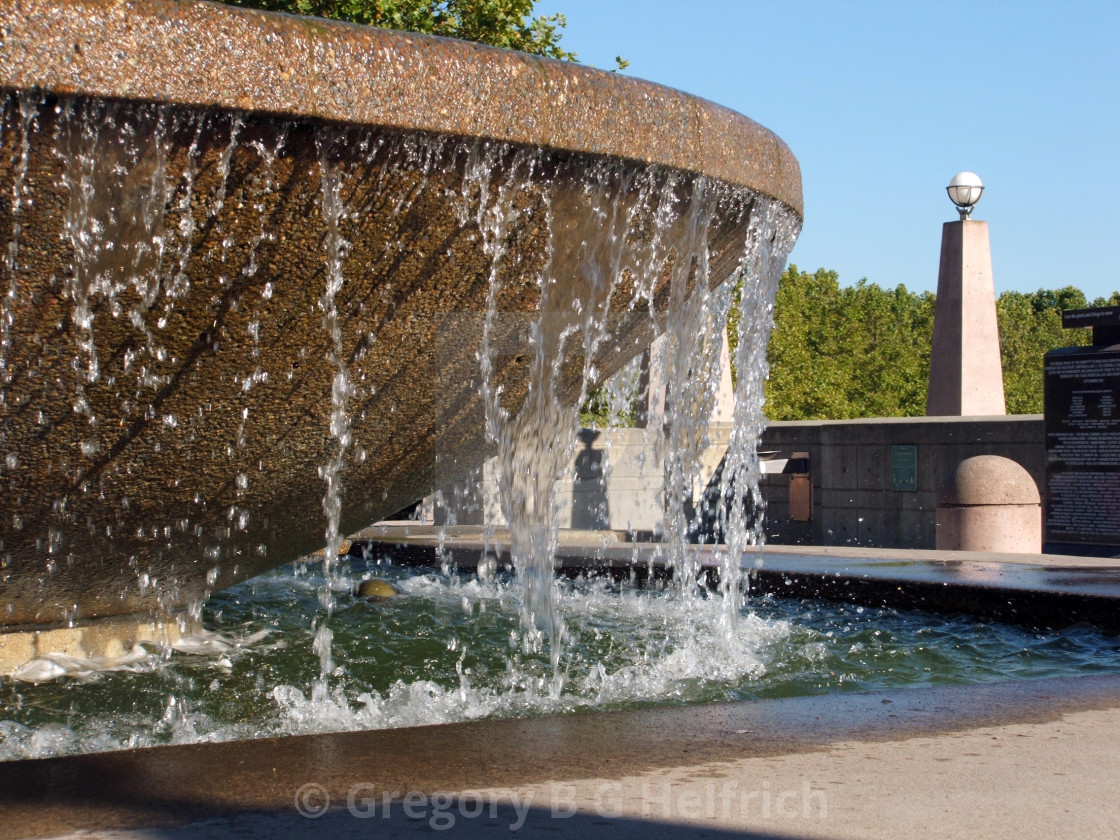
[0,0,802,219]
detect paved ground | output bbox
[494,706,1120,839]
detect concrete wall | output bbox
[485,426,731,535]
[438,426,730,536]
[759,415,1044,549]
[431,416,1046,552]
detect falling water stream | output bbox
[3,95,1120,761]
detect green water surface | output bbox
[2,557,1118,760]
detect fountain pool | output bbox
[3,557,1119,761]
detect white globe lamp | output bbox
[946,171,984,220]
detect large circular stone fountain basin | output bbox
[0,0,802,628]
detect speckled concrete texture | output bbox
[926,220,1005,416]
[0,0,802,627]
[0,612,191,676]
[0,0,801,216]
[937,455,1042,552]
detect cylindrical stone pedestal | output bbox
[936,455,1041,552]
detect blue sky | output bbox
[535,0,1120,301]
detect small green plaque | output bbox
[891,445,917,491]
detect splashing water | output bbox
[462,149,801,683]
[4,560,1120,761]
[0,92,805,757]
[714,198,803,625]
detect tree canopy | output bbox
[997,286,1120,413]
[583,267,1120,427]
[761,268,1120,420]
[762,267,936,420]
[221,0,577,60]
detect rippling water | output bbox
[2,556,1119,761]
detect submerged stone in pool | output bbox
[356,579,400,600]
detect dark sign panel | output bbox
[1061,306,1120,330]
[1044,345,1120,547]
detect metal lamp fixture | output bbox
[946,171,984,220]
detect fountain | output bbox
[3,8,1120,837]
[0,0,802,635]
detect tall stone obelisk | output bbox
[926,173,1006,416]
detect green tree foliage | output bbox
[577,269,1119,426]
[762,267,935,420]
[994,287,1120,414]
[761,271,1119,420]
[220,0,577,60]
[996,287,1090,414]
